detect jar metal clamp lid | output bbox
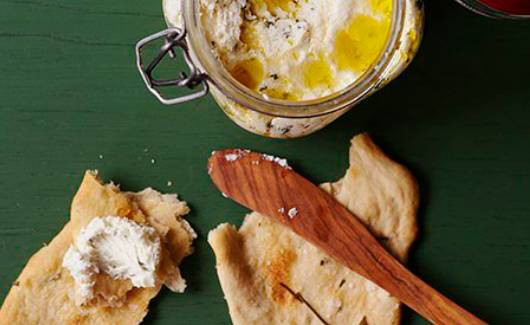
[135,26,209,105]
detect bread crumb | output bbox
[167,181,173,187]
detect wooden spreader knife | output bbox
[208,149,486,325]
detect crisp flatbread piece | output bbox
[208,133,419,325]
[0,171,196,324]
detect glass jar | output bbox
[136,0,424,138]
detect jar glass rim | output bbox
[454,0,530,19]
[183,0,406,118]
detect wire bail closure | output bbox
[135,27,209,105]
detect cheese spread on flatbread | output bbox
[0,171,196,324]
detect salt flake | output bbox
[262,154,291,169]
[225,154,240,162]
[287,208,298,219]
[224,149,250,162]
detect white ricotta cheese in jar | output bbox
[195,0,392,101]
[62,216,161,303]
[163,0,421,138]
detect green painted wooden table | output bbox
[1,0,529,323]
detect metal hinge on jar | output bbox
[135,27,209,105]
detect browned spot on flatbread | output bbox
[266,249,297,305]
[129,212,147,224]
[89,274,134,307]
[126,200,148,225]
